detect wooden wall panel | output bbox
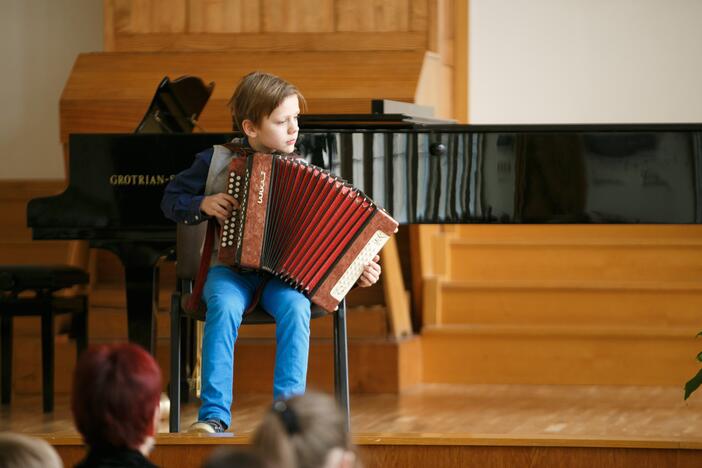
[261,0,335,32]
[104,0,442,51]
[453,0,468,122]
[188,0,260,33]
[335,0,410,32]
[410,0,428,31]
[59,50,427,141]
[112,0,187,33]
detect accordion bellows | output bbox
[218,152,398,311]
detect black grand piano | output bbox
[27,103,702,353]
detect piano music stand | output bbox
[135,76,215,134]
[168,223,350,433]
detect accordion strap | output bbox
[186,142,245,312]
[186,219,217,312]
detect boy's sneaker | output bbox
[188,419,226,433]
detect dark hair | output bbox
[252,392,355,468]
[71,343,162,450]
[228,71,306,132]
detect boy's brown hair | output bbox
[228,71,306,132]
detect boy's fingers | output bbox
[222,193,238,206]
[362,269,378,283]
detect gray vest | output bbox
[203,141,241,266]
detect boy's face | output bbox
[245,94,300,154]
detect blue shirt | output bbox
[161,147,215,225]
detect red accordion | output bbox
[217,152,398,311]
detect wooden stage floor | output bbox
[3,384,702,467]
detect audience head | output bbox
[252,391,356,468]
[204,447,272,468]
[0,432,63,468]
[71,343,162,452]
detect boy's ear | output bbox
[241,119,257,138]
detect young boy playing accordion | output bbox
[161,71,381,433]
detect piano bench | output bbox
[0,265,89,413]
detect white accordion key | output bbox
[330,230,389,301]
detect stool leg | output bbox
[169,293,182,433]
[333,298,350,432]
[1,314,12,405]
[41,307,54,413]
[74,296,88,357]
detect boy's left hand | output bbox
[356,255,381,288]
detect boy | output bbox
[161,72,381,433]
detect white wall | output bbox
[469,0,702,123]
[0,0,102,180]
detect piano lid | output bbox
[26,120,702,238]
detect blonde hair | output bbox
[251,392,357,468]
[228,71,306,132]
[0,433,63,468]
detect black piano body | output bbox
[27,117,702,352]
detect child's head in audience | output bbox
[252,391,357,468]
[204,447,272,468]
[0,432,63,468]
[71,343,162,455]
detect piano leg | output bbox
[124,265,158,354]
[101,243,170,355]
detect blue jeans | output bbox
[198,266,311,427]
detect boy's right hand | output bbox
[200,193,239,222]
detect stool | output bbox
[0,265,89,412]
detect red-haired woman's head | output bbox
[71,343,162,450]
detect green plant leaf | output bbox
[697,352,702,362]
[684,368,702,400]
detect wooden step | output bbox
[13,295,388,343]
[233,335,421,394]
[93,250,178,287]
[447,240,702,282]
[449,224,702,242]
[95,253,386,307]
[11,334,421,396]
[0,241,70,264]
[89,284,172,311]
[73,284,387,339]
[47,432,702,468]
[0,180,66,241]
[421,324,700,386]
[443,225,702,283]
[237,305,389,339]
[436,279,702,328]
